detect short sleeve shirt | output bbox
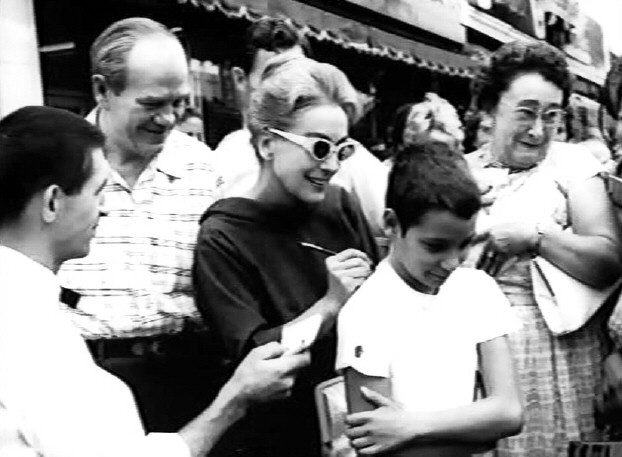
[58,129,220,338]
[336,261,519,412]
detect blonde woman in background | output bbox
[385,92,464,167]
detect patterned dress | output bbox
[466,141,608,457]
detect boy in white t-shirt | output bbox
[337,138,524,456]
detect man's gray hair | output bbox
[90,17,178,94]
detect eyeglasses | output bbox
[267,128,357,162]
[512,107,564,128]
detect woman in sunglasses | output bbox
[193,54,379,457]
[465,41,621,456]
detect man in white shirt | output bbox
[216,17,388,235]
[0,105,308,457]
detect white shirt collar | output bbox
[0,245,57,286]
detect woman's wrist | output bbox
[320,294,345,316]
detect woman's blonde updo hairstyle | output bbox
[247,54,361,156]
[415,92,464,145]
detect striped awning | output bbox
[177,0,476,78]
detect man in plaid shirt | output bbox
[58,17,221,432]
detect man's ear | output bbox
[485,107,497,127]
[41,185,62,224]
[383,208,400,238]
[231,66,251,115]
[257,134,275,161]
[92,74,111,109]
[231,66,248,92]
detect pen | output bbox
[298,241,338,256]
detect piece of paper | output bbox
[531,256,621,335]
[281,314,322,353]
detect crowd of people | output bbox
[2,14,622,457]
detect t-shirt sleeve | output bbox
[550,142,604,192]
[193,225,281,361]
[467,270,521,343]
[335,282,390,378]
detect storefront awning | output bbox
[177,0,476,78]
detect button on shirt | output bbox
[0,246,190,457]
[58,128,221,338]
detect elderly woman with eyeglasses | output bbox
[465,41,621,456]
[192,54,378,457]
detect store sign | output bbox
[534,0,607,79]
[481,0,538,37]
[539,0,579,22]
[564,14,606,69]
[532,0,579,38]
[342,0,465,44]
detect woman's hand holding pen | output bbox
[283,248,372,342]
[325,249,373,305]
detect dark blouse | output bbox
[193,185,379,457]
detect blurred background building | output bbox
[0,0,618,150]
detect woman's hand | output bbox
[325,249,373,305]
[486,221,538,256]
[345,387,418,455]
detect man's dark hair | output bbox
[462,110,483,154]
[0,106,105,225]
[386,136,481,233]
[388,103,416,150]
[241,17,311,73]
[601,55,622,120]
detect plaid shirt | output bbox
[58,129,221,339]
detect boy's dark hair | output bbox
[0,106,105,225]
[242,17,311,73]
[386,136,481,233]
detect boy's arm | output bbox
[345,336,523,455]
[414,335,524,442]
[343,370,494,455]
